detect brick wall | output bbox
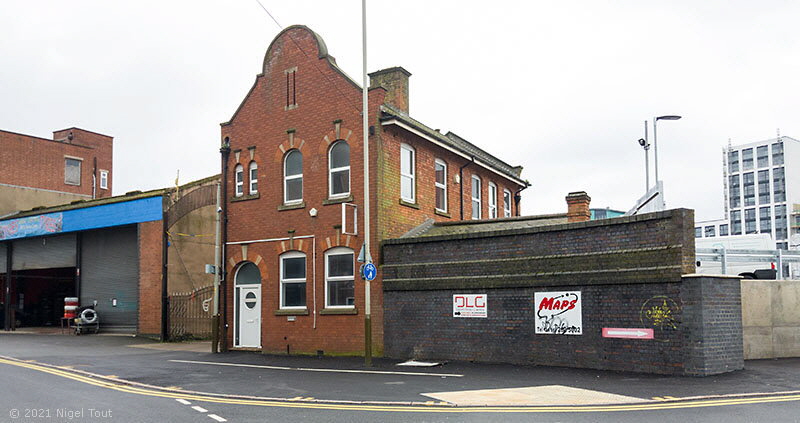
[0,128,113,201]
[138,219,164,336]
[220,25,526,356]
[382,209,744,375]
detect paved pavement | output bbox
[2,332,800,407]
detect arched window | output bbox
[329,140,350,198]
[471,175,482,220]
[248,161,258,195]
[235,262,261,285]
[325,247,355,307]
[234,164,244,197]
[280,251,306,309]
[284,150,303,204]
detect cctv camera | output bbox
[217,207,223,213]
[638,138,646,147]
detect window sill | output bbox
[323,195,354,206]
[399,199,420,209]
[320,307,358,315]
[434,209,451,218]
[278,201,305,211]
[274,308,309,316]
[231,193,260,202]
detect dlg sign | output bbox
[453,294,487,318]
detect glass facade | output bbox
[743,172,755,206]
[745,208,757,234]
[728,150,739,172]
[742,148,754,170]
[757,145,769,167]
[775,204,788,240]
[772,142,784,166]
[758,170,770,204]
[759,206,772,234]
[774,167,786,202]
[729,174,741,208]
[731,210,742,235]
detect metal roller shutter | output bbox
[0,243,6,271]
[12,234,76,270]
[80,226,139,331]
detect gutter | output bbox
[514,181,531,217]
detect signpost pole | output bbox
[361,0,373,367]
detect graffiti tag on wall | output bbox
[640,296,679,330]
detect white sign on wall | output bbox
[534,291,582,335]
[453,294,487,318]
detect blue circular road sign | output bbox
[363,263,377,281]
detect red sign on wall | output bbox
[602,328,654,339]
[453,294,487,318]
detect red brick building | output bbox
[220,26,527,355]
[0,127,113,216]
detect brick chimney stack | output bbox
[369,66,411,114]
[566,191,591,223]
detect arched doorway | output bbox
[234,261,261,347]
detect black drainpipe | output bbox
[514,181,531,217]
[220,137,231,352]
[459,156,476,220]
[161,193,170,341]
[3,242,12,331]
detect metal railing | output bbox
[696,248,800,279]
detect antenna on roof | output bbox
[777,128,781,140]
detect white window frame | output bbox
[488,182,498,219]
[435,159,447,213]
[400,144,415,202]
[284,150,303,204]
[64,156,82,186]
[503,189,512,217]
[471,175,482,220]
[325,247,355,308]
[248,161,258,195]
[99,170,109,190]
[280,251,306,310]
[234,164,244,197]
[328,140,350,199]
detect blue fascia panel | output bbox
[0,196,163,241]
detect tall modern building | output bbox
[695,136,800,250]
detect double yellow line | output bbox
[2,357,800,413]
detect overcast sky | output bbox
[2,1,798,221]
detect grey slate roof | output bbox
[379,105,526,184]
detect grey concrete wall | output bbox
[167,204,216,294]
[742,279,800,359]
[0,185,89,216]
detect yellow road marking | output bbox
[2,357,800,413]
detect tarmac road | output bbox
[2,333,800,422]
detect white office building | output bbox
[695,136,800,250]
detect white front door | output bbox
[237,286,261,347]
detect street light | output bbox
[652,115,682,186]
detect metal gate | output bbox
[80,226,139,331]
[168,285,213,340]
